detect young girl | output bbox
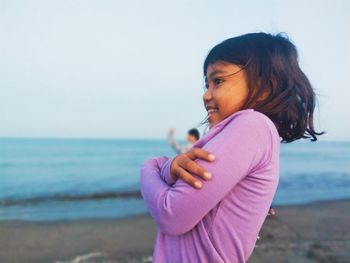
[140,32,323,263]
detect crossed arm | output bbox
[140,116,271,236]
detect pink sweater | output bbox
[140,109,280,263]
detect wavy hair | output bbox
[203,32,324,142]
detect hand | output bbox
[268,207,276,216]
[170,148,215,189]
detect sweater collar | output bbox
[192,109,254,148]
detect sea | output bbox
[0,138,349,221]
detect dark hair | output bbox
[188,128,200,140]
[203,32,324,143]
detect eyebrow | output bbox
[207,70,228,79]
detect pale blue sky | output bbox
[1,0,349,140]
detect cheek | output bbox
[218,90,247,114]
[215,93,232,114]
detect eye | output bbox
[213,78,224,86]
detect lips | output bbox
[207,109,217,114]
[205,105,218,116]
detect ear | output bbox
[253,77,270,102]
[257,90,269,102]
[256,76,276,102]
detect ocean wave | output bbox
[278,172,350,190]
[0,190,142,207]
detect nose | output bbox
[203,88,212,102]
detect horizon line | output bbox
[0,136,349,143]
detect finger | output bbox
[176,167,203,189]
[188,148,215,162]
[183,159,212,180]
[170,154,189,181]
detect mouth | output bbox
[206,106,218,117]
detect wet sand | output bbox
[1,199,349,263]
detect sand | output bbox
[1,199,350,263]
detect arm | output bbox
[167,129,184,154]
[141,114,272,236]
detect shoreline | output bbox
[2,196,350,223]
[1,199,350,262]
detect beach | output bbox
[1,199,349,263]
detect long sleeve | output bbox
[140,112,274,236]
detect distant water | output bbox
[0,138,349,221]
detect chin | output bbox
[208,115,220,128]
[208,121,216,129]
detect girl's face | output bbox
[203,61,249,128]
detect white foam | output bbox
[55,251,103,263]
[142,256,153,262]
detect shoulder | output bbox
[217,110,280,160]
[225,109,277,136]
[225,110,279,166]
[234,109,271,124]
[202,110,278,172]
[195,110,279,149]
